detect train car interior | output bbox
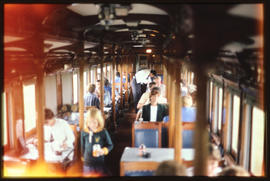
[2,1,269,178]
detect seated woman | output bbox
[163,95,195,123]
[182,95,196,122]
[141,88,168,122]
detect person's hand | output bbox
[97,149,105,156]
[61,141,68,149]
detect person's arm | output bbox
[101,129,113,155]
[137,93,147,109]
[63,122,75,149]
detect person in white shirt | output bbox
[137,82,157,110]
[44,108,75,162]
[153,76,166,98]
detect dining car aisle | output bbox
[106,107,136,176]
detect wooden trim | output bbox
[56,73,63,106]
[94,66,97,83]
[4,90,11,149]
[174,62,182,163]
[112,57,116,129]
[79,61,85,130]
[193,65,208,176]
[223,91,230,150]
[120,57,123,108]
[248,106,253,172]
[132,122,162,147]
[168,62,176,148]
[35,71,45,162]
[100,57,105,116]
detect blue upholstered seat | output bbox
[134,129,159,148]
[182,129,194,148]
[125,170,154,176]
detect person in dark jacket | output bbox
[142,88,168,122]
[81,107,113,176]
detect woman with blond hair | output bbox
[81,108,113,175]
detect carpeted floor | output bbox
[105,108,136,176]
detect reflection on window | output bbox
[251,107,265,176]
[23,84,36,132]
[243,104,251,171]
[232,95,240,153]
[73,73,78,104]
[213,86,218,132]
[218,88,223,131]
[2,92,8,146]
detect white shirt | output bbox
[44,118,75,152]
[150,105,158,122]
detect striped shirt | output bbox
[84,92,100,109]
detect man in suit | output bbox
[142,87,168,122]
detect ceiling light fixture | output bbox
[146,48,152,54]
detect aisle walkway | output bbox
[106,108,136,176]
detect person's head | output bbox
[150,70,157,77]
[182,95,193,107]
[84,107,104,132]
[149,87,161,106]
[149,82,157,90]
[45,108,56,126]
[96,80,101,89]
[104,78,110,87]
[154,76,162,87]
[155,160,187,176]
[219,166,250,176]
[207,143,221,176]
[88,84,96,93]
[116,72,120,77]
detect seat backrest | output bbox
[132,122,162,148]
[182,122,195,148]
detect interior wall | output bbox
[61,71,73,105]
[44,75,57,114]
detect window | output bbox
[242,104,251,171]
[225,92,232,150]
[218,88,223,131]
[209,81,213,122]
[23,83,36,132]
[213,86,218,133]
[231,95,240,153]
[73,72,78,104]
[250,106,265,176]
[2,92,8,146]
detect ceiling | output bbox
[3,3,263,82]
